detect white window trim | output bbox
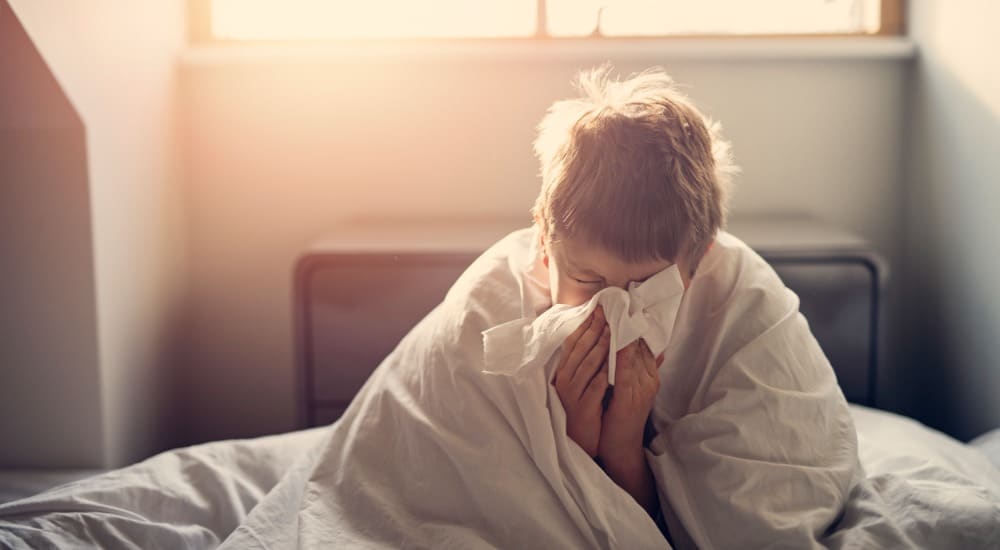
[180,36,914,66]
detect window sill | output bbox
[180,37,915,66]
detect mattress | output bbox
[0,469,102,506]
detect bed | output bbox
[294,217,886,426]
[2,217,998,548]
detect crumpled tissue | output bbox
[482,263,686,385]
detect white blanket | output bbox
[216,225,973,549]
[219,227,671,548]
[644,229,863,548]
[2,227,998,549]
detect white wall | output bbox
[9,2,995,459]
[1,2,102,467]
[179,45,911,443]
[9,1,187,467]
[904,1,1000,440]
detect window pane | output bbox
[212,0,537,40]
[546,0,882,37]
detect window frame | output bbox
[187,0,904,43]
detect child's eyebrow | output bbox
[564,257,603,279]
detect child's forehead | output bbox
[551,235,603,260]
[552,235,667,275]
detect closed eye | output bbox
[572,276,603,285]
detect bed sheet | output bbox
[0,427,327,548]
[851,405,1000,492]
[971,427,1000,471]
[0,407,997,548]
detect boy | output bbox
[217,65,863,550]
[531,65,861,547]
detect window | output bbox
[209,0,537,40]
[191,0,903,42]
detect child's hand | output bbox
[598,340,663,466]
[553,306,611,457]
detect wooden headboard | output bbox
[294,217,886,428]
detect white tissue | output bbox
[482,263,685,385]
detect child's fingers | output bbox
[570,325,610,399]
[562,308,605,382]
[555,311,594,381]
[581,361,610,409]
[561,311,594,360]
[615,346,639,386]
[615,341,635,364]
[637,339,653,361]
[636,340,658,380]
[614,341,655,391]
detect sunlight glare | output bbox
[213,0,537,40]
[212,0,881,40]
[547,0,881,37]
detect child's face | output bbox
[540,232,684,307]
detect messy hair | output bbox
[531,64,738,270]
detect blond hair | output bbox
[531,64,738,269]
